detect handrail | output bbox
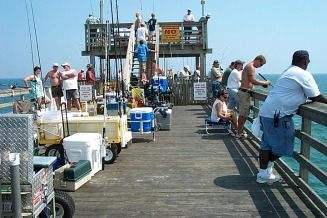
[122,24,135,90]
[84,21,207,53]
[247,90,327,216]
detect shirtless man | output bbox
[237,55,270,137]
[44,63,63,109]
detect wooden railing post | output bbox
[299,117,311,183]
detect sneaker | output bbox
[267,161,274,175]
[256,169,281,184]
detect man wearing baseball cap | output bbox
[44,63,63,109]
[60,63,81,111]
[257,50,327,184]
[226,59,245,110]
[211,60,223,98]
[183,9,195,41]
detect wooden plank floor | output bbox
[71,105,314,217]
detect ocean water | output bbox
[1,75,327,201]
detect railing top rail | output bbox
[250,90,327,126]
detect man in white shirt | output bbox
[183,9,195,40]
[136,23,149,43]
[226,60,244,110]
[60,63,81,111]
[257,50,327,184]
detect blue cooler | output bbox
[130,107,154,133]
[151,76,169,93]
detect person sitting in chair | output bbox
[210,89,238,132]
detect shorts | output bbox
[149,31,155,36]
[66,89,79,100]
[51,86,63,98]
[227,88,239,110]
[260,115,295,156]
[238,90,251,117]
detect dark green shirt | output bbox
[221,68,232,87]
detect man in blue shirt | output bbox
[134,40,154,84]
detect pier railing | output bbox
[246,90,327,216]
[83,20,209,55]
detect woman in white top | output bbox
[211,89,238,132]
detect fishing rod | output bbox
[109,0,120,110]
[258,73,274,88]
[115,0,127,115]
[24,0,35,68]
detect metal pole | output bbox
[9,153,22,218]
[100,0,104,80]
[201,0,205,17]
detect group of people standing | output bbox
[210,50,327,184]
[24,63,96,111]
[210,55,269,138]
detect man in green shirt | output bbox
[221,62,235,87]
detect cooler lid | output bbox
[63,133,102,143]
[130,107,153,113]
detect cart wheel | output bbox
[103,144,117,164]
[54,191,75,218]
[45,144,64,158]
[115,143,122,154]
[152,132,156,142]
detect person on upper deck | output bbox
[44,63,63,109]
[257,50,327,184]
[134,12,143,35]
[136,23,149,44]
[86,14,100,24]
[24,66,44,110]
[226,60,244,110]
[183,9,195,40]
[237,55,269,138]
[210,89,238,132]
[147,13,157,43]
[60,63,81,111]
[221,61,235,87]
[211,60,223,98]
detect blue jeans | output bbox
[260,115,295,156]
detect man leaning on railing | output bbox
[256,50,327,184]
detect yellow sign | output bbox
[161,25,181,43]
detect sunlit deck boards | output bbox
[71,105,314,217]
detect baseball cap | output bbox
[213,60,219,64]
[61,62,70,67]
[53,63,59,67]
[234,59,245,65]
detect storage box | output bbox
[155,108,172,130]
[54,164,92,191]
[130,107,154,133]
[63,133,102,176]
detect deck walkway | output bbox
[72,105,314,217]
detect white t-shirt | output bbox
[136,27,148,42]
[260,66,320,118]
[62,69,78,90]
[183,14,195,22]
[227,69,242,90]
[211,99,227,122]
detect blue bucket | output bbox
[130,107,154,133]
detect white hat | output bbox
[61,62,70,67]
[53,63,59,67]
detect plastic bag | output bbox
[251,116,263,139]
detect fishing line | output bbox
[24,0,35,68]
[258,73,274,88]
[29,0,42,73]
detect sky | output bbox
[1,0,327,79]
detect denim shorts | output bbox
[260,115,295,156]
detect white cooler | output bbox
[63,133,103,176]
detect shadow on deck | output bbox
[71,105,314,217]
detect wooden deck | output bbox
[71,105,315,217]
